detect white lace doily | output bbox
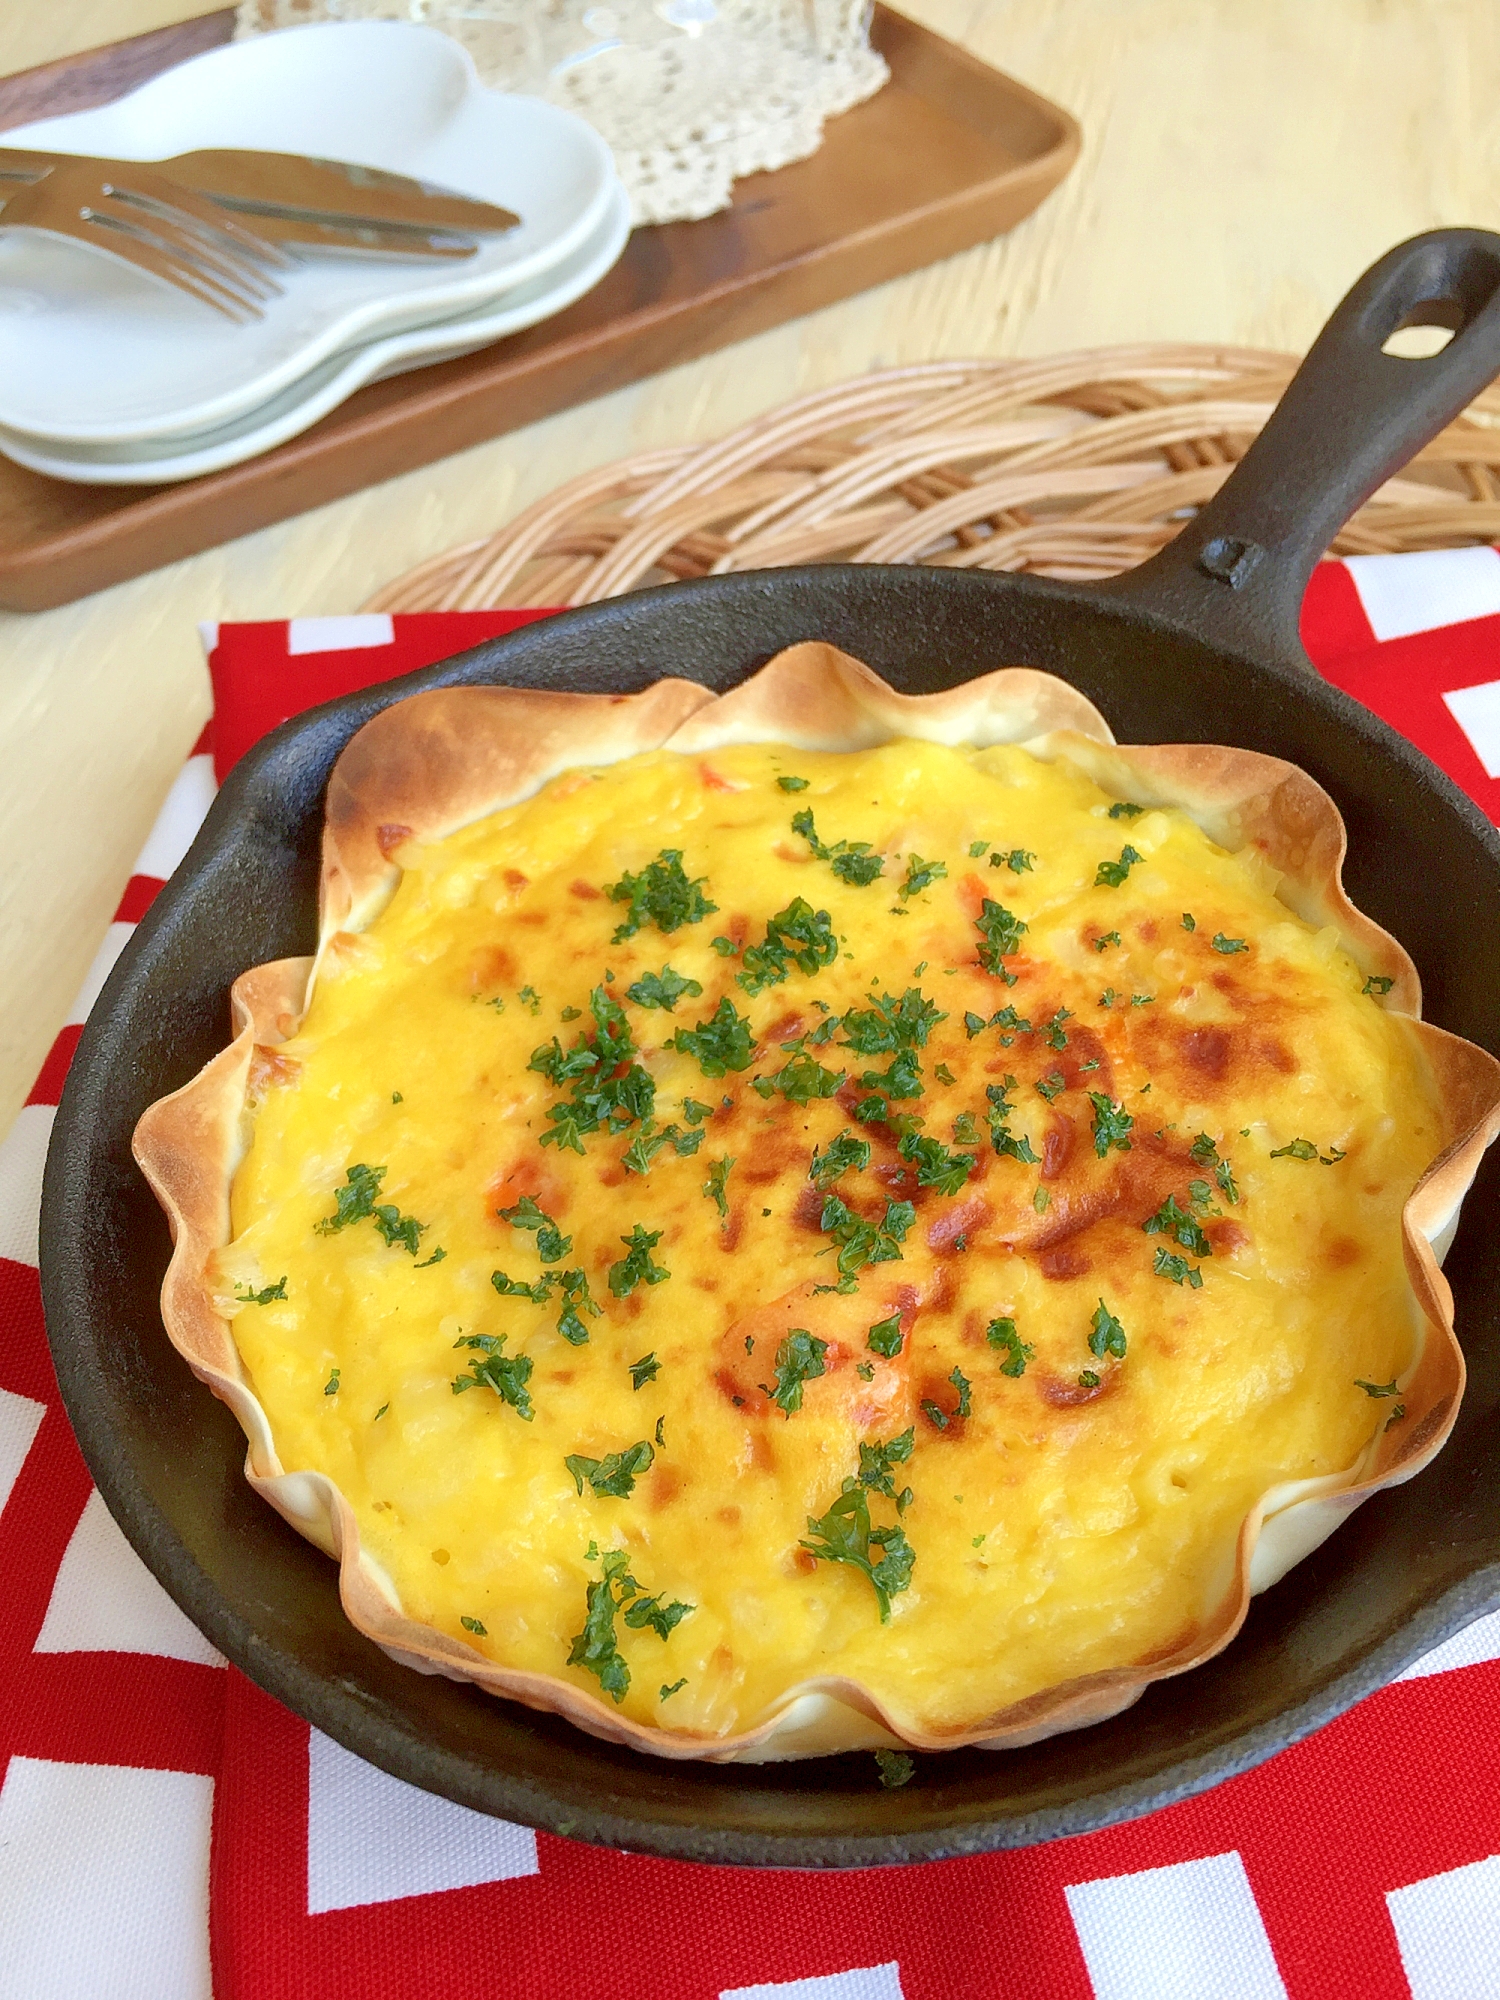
[233,3,889,225]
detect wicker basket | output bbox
[365,343,1500,613]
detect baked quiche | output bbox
[135,644,1500,1761]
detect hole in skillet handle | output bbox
[1101,226,1500,671]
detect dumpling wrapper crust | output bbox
[134,643,1500,1762]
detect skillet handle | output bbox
[1100,227,1500,669]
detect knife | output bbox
[0,147,519,241]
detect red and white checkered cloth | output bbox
[6,552,1500,2000]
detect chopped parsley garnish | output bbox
[609,1225,670,1297]
[1272,1136,1318,1162]
[626,965,703,1011]
[315,1163,428,1254]
[1181,912,1197,932]
[856,1046,925,1107]
[1108,801,1145,819]
[629,1352,660,1391]
[560,1005,582,1021]
[858,1428,915,1498]
[969,839,990,858]
[1189,1134,1240,1203]
[567,1551,633,1701]
[536,987,655,1152]
[986,1316,1034,1377]
[991,1005,1031,1045]
[492,1270,552,1303]
[1035,1071,1066,1103]
[754,1051,848,1103]
[987,1078,1040,1163]
[655,1415,666,1448]
[898,854,948,900]
[234,1276,287,1305]
[1079,1370,1101,1388]
[737,897,839,996]
[1093,931,1121,952]
[809,1131,871,1188]
[1212,933,1249,954]
[392,1091,403,1103]
[1364,974,1395,996]
[460,1616,488,1636]
[867,1312,904,1358]
[875,1750,915,1788]
[623,1592,694,1641]
[777,774,810,791]
[974,898,1028,977]
[703,1155,736,1218]
[518,986,542,1015]
[1099,988,1116,1008]
[1356,1378,1401,1397]
[1044,1007,1073,1050]
[1089,1093,1134,1157]
[1386,1404,1408,1431]
[555,1268,603,1346]
[949,1367,972,1419]
[323,1367,340,1396]
[896,1130,975,1196]
[621,1119,705,1174]
[667,995,757,1076]
[1270,1137,1344,1163]
[566,1439,655,1499]
[1003,848,1036,873]
[604,849,717,943]
[1089,1299,1128,1361]
[768,1330,829,1414]
[498,1194,572,1263]
[1095,844,1144,888]
[952,1111,982,1146]
[1154,1246,1204,1288]
[820,1193,916,1280]
[660,1678,688,1700]
[933,1062,956,1085]
[1144,1193,1213,1258]
[963,1011,988,1038]
[373,1403,389,1421]
[682,1097,714,1124]
[840,987,947,1055]
[800,1484,915,1622]
[790,807,885,885]
[452,1333,534,1419]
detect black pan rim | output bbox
[40,562,1500,1869]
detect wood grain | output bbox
[0,7,1077,610]
[2,0,1499,1134]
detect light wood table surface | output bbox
[2,0,1497,1129]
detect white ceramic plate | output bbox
[0,20,616,445]
[0,180,630,485]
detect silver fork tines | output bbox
[0,158,293,320]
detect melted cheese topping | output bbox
[223,740,1441,1740]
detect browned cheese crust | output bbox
[133,642,1500,1761]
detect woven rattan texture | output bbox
[365,344,1500,613]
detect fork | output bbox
[0,155,291,320]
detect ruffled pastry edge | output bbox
[134,643,1500,1761]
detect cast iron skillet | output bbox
[40,229,1500,1867]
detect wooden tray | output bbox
[0,6,1080,612]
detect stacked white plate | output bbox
[0,22,630,483]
